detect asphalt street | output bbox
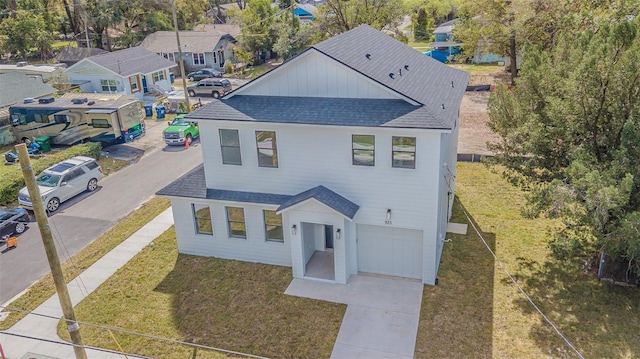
[0,120,203,304]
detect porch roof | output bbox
[277,185,359,220]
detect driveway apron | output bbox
[285,274,423,358]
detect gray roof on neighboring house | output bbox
[84,46,176,77]
[188,96,450,129]
[0,72,57,107]
[156,165,359,219]
[193,24,241,37]
[277,186,360,219]
[187,25,469,130]
[434,19,459,34]
[141,31,236,54]
[56,47,108,63]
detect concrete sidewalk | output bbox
[0,208,174,359]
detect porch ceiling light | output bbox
[386,209,392,221]
[291,224,297,235]
[336,228,341,240]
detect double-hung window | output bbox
[219,129,242,165]
[152,70,165,82]
[263,210,284,242]
[226,207,246,239]
[392,136,416,169]
[352,134,375,166]
[256,131,278,168]
[129,76,139,92]
[193,203,213,235]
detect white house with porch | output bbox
[157,25,469,285]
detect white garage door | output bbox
[357,224,423,279]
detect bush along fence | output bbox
[0,142,102,205]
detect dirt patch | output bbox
[458,69,509,155]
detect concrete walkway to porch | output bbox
[285,274,424,358]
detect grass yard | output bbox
[0,197,170,330]
[416,162,640,358]
[58,229,346,358]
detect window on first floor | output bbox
[193,53,205,65]
[256,131,278,168]
[352,134,375,166]
[129,75,139,92]
[152,70,165,82]
[392,136,416,169]
[192,203,213,235]
[226,206,246,238]
[263,210,283,242]
[219,129,242,165]
[100,79,117,92]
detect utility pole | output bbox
[16,144,87,359]
[172,0,191,110]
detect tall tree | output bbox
[486,17,640,278]
[313,0,406,37]
[228,0,277,60]
[0,10,53,58]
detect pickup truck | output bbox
[163,114,199,146]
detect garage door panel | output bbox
[357,225,422,279]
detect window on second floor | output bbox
[193,53,205,65]
[352,134,375,166]
[392,136,416,169]
[219,129,241,165]
[100,79,117,92]
[256,131,278,168]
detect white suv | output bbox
[18,156,103,213]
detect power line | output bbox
[0,305,270,359]
[455,197,586,359]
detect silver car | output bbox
[187,78,232,99]
[18,156,104,213]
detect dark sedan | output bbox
[0,207,30,239]
[187,68,222,82]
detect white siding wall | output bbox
[170,198,291,266]
[237,51,405,100]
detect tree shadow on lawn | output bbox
[415,200,495,359]
[154,254,346,359]
[507,256,640,358]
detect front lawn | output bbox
[59,229,346,358]
[416,162,640,358]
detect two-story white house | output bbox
[157,25,469,285]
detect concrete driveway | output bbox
[285,275,423,358]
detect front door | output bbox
[142,77,148,93]
[325,225,334,249]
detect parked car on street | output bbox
[163,114,199,146]
[187,78,232,99]
[186,68,222,82]
[18,156,104,213]
[0,207,30,238]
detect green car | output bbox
[163,114,199,146]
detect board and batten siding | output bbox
[237,50,406,100]
[170,198,291,266]
[200,122,443,230]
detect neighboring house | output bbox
[157,25,469,286]
[141,27,238,74]
[75,28,124,50]
[65,46,176,101]
[0,63,62,82]
[294,4,316,23]
[0,72,57,144]
[56,47,108,67]
[427,19,503,64]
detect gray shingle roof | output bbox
[85,46,176,76]
[156,164,291,204]
[312,25,469,128]
[56,47,107,63]
[0,73,57,107]
[187,96,450,129]
[156,165,359,219]
[277,186,360,219]
[141,31,235,54]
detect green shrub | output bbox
[0,142,102,205]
